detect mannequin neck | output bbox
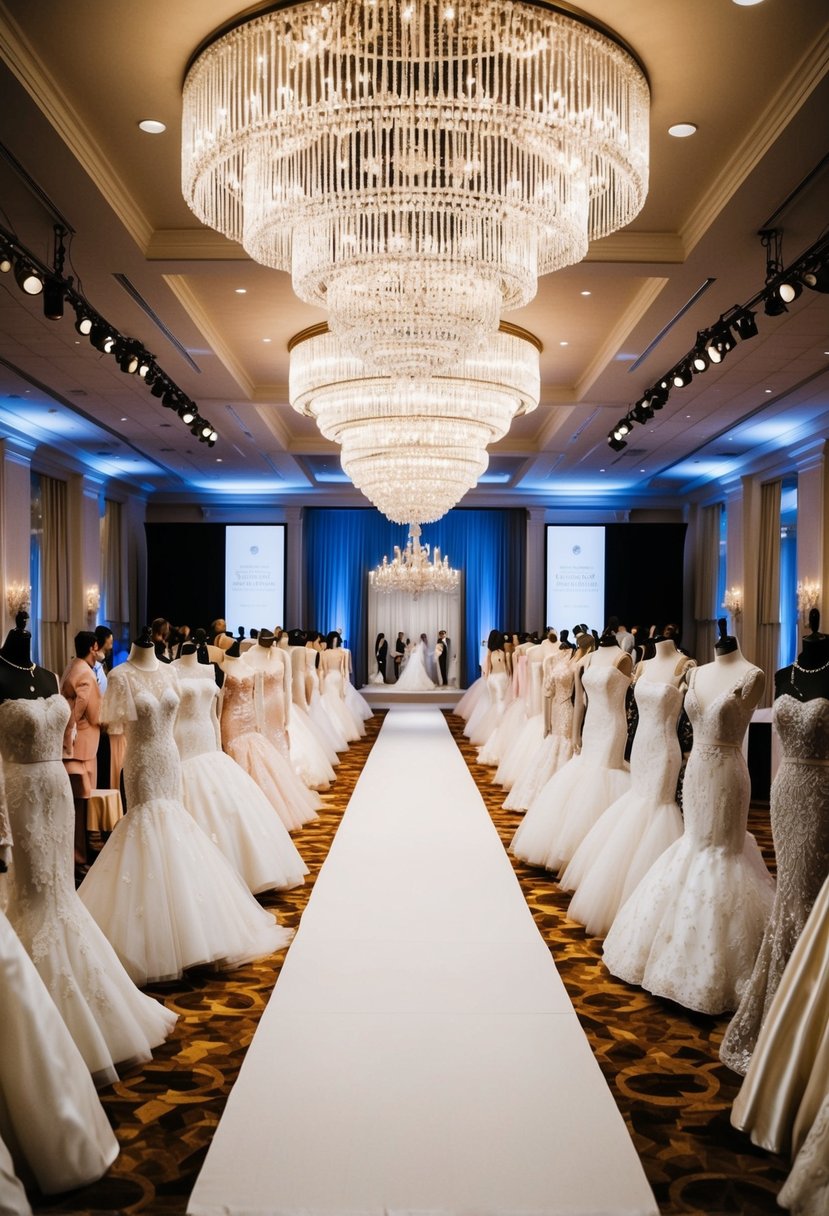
[174,650,200,670]
[714,642,746,666]
[128,644,159,670]
[0,629,33,668]
[245,645,273,668]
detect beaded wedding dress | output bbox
[80,664,291,985]
[720,694,829,1073]
[0,693,177,1082]
[174,674,308,894]
[503,651,575,813]
[0,905,118,1194]
[603,665,775,1015]
[561,673,689,938]
[395,641,437,692]
[511,656,630,870]
[220,663,320,831]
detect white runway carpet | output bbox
[188,707,657,1216]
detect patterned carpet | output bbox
[31,708,788,1216]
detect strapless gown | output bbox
[504,657,575,813]
[1,694,176,1083]
[320,666,364,740]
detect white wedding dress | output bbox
[80,664,292,985]
[395,641,437,692]
[603,665,775,1015]
[0,693,177,1085]
[174,675,308,895]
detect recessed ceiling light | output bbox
[733,0,765,6]
[138,119,166,135]
[668,122,697,138]
[235,288,247,294]
[764,388,773,393]
[640,468,646,473]
[216,458,223,463]
[580,290,591,296]
[121,416,128,421]
[599,467,605,473]
[262,337,272,343]
[559,340,568,347]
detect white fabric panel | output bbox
[366,587,461,682]
[188,708,657,1216]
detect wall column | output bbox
[794,440,826,625]
[285,506,304,627]
[525,507,545,631]
[0,436,35,637]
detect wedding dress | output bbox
[721,694,829,1073]
[341,647,373,722]
[511,655,630,870]
[174,674,308,894]
[320,657,364,740]
[494,655,544,788]
[395,641,437,692]
[306,651,350,752]
[220,663,320,831]
[466,666,511,745]
[479,654,528,767]
[257,662,332,807]
[561,673,689,938]
[0,693,177,1083]
[603,665,775,1015]
[80,663,291,985]
[777,1093,829,1216]
[0,905,118,1194]
[456,674,488,721]
[503,650,575,812]
[288,647,341,769]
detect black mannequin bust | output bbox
[774,609,829,702]
[0,612,59,703]
[714,616,739,656]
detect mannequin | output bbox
[0,612,59,701]
[638,635,693,687]
[691,617,764,713]
[571,635,632,753]
[775,608,829,702]
[244,629,294,755]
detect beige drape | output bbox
[39,473,69,675]
[101,498,126,629]
[755,478,782,706]
[693,502,722,662]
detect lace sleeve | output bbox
[101,667,137,729]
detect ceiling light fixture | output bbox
[14,259,43,295]
[668,122,697,138]
[138,119,167,134]
[183,2,649,380]
[42,276,65,321]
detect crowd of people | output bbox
[372,630,453,687]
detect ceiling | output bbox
[0,0,827,512]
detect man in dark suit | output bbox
[394,632,405,681]
[438,630,449,685]
[375,633,388,682]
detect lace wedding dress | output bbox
[257,663,332,806]
[80,664,291,985]
[174,675,308,895]
[561,674,689,938]
[721,694,829,1073]
[778,1093,829,1216]
[0,905,118,1194]
[511,657,630,870]
[0,693,177,1083]
[220,664,320,831]
[395,642,437,692]
[603,665,775,1014]
[503,652,575,812]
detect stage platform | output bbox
[359,684,465,711]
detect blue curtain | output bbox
[303,507,526,687]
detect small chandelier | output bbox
[370,524,460,597]
[289,322,539,523]
[182,0,649,377]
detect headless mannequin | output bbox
[245,631,292,730]
[691,618,764,714]
[774,608,829,702]
[0,612,59,702]
[174,643,213,677]
[638,636,694,687]
[126,629,162,672]
[572,634,632,752]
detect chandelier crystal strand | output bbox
[290,323,540,523]
[370,524,460,597]
[183,1,649,376]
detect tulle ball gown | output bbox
[174,670,308,895]
[720,693,829,1073]
[393,641,437,692]
[80,661,292,986]
[0,693,176,1083]
[561,670,690,938]
[511,652,630,871]
[603,664,775,1015]
[503,650,575,813]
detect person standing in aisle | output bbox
[60,630,102,880]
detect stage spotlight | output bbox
[162,386,178,407]
[209,429,218,442]
[116,341,140,374]
[764,290,788,317]
[778,277,802,304]
[42,276,64,320]
[706,324,736,363]
[138,352,152,378]
[632,394,654,423]
[614,417,632,438]
[673,361,693,388]
[199,421,214,440]
[608,434,627,452]
[178,403,196,425]
[691,335,710,373]
[732,309,758,340]
[801,262,829,293]
[89,319,116,352]
[74,308,94,336]
[150,376,167,398]
[14,259,43,295]
[0,246,11,274]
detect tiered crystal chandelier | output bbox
[289,323,540,523]
[182,0,649,377]
[369,524,460,597]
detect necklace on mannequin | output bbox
[791,656,829,693]
[0,651,37,692]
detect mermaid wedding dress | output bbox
[603,664,775,1015]
[174,673,308,895]
[1,693,176,1082]
[80,663,291,985]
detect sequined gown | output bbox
[721,694,829,1073]
[174,674,308,894]
[1,693,176,1082]
[603,665,775,1015]
[220,663,320,831]
[80,664,291,985]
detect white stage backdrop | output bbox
[367,587,461,684]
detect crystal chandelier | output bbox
[289,322,539,523]
[182,0,649,377]
[369,524,460,597]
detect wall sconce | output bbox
[85,584,101,616]
[723,586,743,621]
[796,578,821,623]
[5,580,31,616]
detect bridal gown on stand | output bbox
[511,653,630,871]
[395,641,437,692]
[341,646,373,723]
[603,664,775,1015]
[220,660,320,831]
[1,693,176,1082]
[287,644,340,772]
[307,650,350,753]
[80,661,291,985]
[495,653,545,789]
[320,655,364,740]
[720,694,829,1074]
[173,668,308,894]
[257,653,335,790]
[467,665,511,746]
[503,649,575,813]
[561,661,693,938]
[479,651,528,768]
[255,657,329,812]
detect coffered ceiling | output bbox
[0,0,827,510]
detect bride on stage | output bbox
[395,634,437,692]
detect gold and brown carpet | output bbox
[33,710,787,1216]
